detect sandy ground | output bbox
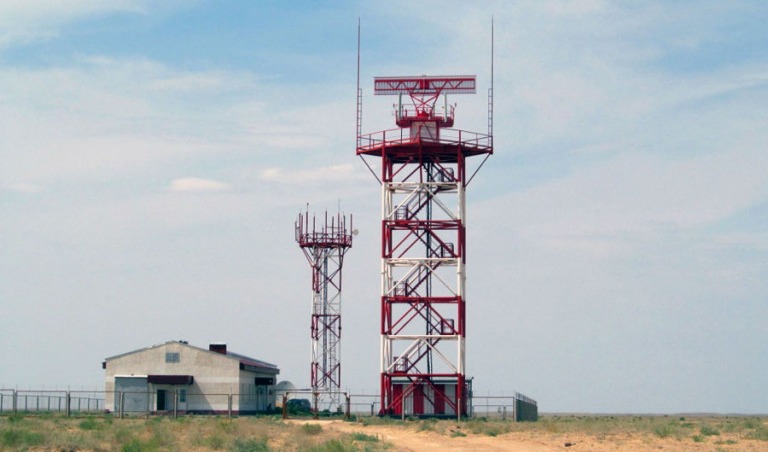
[288,419,766,451]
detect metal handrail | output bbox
[357,128,493,152]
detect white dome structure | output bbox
[274,380,297,406]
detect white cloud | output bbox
[168,177,231,193]
[543,0,605,16]
[2,182,42,193]
[0,1,148,49]
[0,55,357,187]
[150,73,226,91]
[476,145,768,259]
[259,164,363,184]
[0,59,253,183]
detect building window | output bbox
[179,389,187,403]
[165,352,180,363]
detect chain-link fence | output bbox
[348,393,379,417]
[470,392,538,421]
[1,388,537,421]
[0,389,103,415]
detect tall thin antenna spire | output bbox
[489,16,494,141]
[469,17,495,186]
[356,18,362,148]
[357,18,361,85]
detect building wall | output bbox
[237,369,276,413]
[104,342,277,414]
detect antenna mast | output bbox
[295,208,354,412]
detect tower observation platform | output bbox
[357,76,492,163]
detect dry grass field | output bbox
[1,413,767,451]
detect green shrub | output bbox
[747,426,768,441]
[418,419,437,431]
[217,418,236,433]
[147,419,176,449]
[350,432,379,442]
[201,433,226,449]
[306,438,357,452]
[1,428,45,447]
[301,423,323,435]
[79,417,101,430]
[121,438,160,452]
[113,425,133,443]
[230,437,269,452]
[742,418,761,429]
[653,423,677,438]
[692,434,706,442]
[700,425,720,436]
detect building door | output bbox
[114,376,149,414]
[177,389,187,412]
[413,384,424,415]
[157,389,166,411]
[392,384,403,415]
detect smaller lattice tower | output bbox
[295,208,353,411]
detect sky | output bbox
[1,0,767,414]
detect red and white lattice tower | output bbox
[356,75,493,417]
[295,209,353,410]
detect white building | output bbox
[103,340,279,415]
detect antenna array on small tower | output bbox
[295,209,353,412]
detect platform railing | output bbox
[357,128,493,153]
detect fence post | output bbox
[227,393,232,419]
[12,390,17,414]
[345,394,350,420]
[119,392,125,419]
[513,394,517,422]
[281,394,287,419]
[457,393,461,423]
[173,390,178,419]
[0,393,3,413]
[66,392,71,417]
